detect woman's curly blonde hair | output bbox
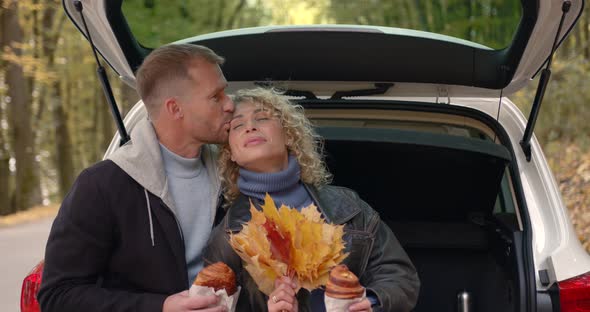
[218,87,332,206]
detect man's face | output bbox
[176,59,234,145]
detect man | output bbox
[38,44,234,312]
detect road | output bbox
[0,217,54,312]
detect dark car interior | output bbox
[319,125,522,312]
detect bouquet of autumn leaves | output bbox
[229,194,348,295]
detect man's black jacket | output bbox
[39,160,190,311]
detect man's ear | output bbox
[163,97,183,120]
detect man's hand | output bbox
[348,298,372,312]
[163,290,227,312]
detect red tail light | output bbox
[20,261,43,312]
[559,271,590,311]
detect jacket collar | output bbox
[107,117,221,214]
[225,184,361,232]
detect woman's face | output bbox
[228,101,289,173]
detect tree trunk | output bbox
[52,83,75,198]
[225,0,246,29]
[41,1,75,198]
[120,81,139,116]
[0,155,10,215]
[4,2,40,210]
[0,1,13,215]
[2,0,42,211]
[215,0,226,31]
[0,77,10,214]
[585,5,589,60]
[466,0,474,42]
[0,90,11,215]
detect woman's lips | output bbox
[244,137,266,147]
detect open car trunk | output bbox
[313,105,525,312]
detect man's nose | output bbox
[224,97,235,113]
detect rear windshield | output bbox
[122,0,522,50]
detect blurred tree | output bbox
[0,1,11,215]
[120,82,139,117]
[585,7,589,60]
[321,0,521,49]
[0,99,9,214]
[2,0,42,211]
[0,130,8,215]
[122,0,267,47]
[58,24,100,172]
[41,1,75,199]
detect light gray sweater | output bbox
[160,143,212,287]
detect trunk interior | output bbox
[319,125,524,312]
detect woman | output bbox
[203,88,419,312]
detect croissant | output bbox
[193,262,237,296]
[325,264,364,299]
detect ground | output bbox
[549,144,590,251]
[0,204,58,228]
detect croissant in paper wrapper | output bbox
[193,262,237,296]
[325,264,364,300]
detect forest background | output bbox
[1,0,589,248]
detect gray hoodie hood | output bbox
[107,117,221,214]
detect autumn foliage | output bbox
[229,194,348,295]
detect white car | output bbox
[21,0,588,311]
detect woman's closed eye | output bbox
[231,113,272,131]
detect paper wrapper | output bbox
[324,290,366,312]
[188,285,241,312]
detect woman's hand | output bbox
[267,276,298,312]
[348,298,372,312]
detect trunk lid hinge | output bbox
[520,1,571,162]
[436,86,450,104]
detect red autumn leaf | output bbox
[263,219,292,267]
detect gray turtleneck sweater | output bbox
[237,155,313,210]
[160,144,212,287]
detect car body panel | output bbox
[450,97,590,288]
[107,90,590,291]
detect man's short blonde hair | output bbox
[136,44,224,118]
